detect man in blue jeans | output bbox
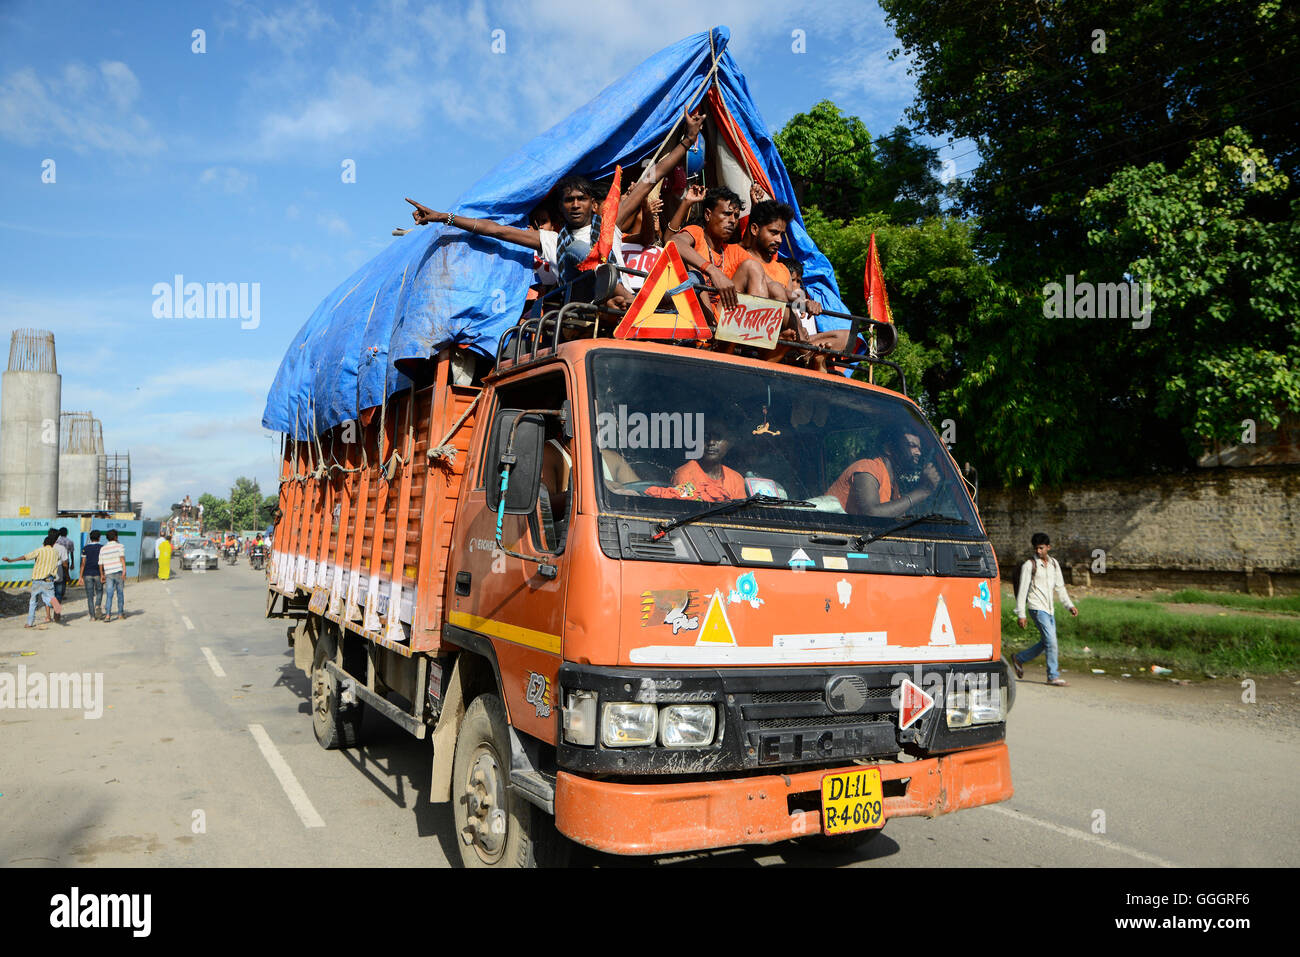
[81,529,104,620]
[1011,532,1079,686]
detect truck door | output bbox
[446,366,573,743]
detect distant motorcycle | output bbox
[224,544,239,565]
[250,546,266,571]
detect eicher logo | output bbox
[596,405,705,459]
[152,274,260,329]
[50,887,151,937]
[0,666,103,719]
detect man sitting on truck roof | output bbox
[671,185,743,309]
[407,107,707,307]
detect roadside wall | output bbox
[979,467,1300,595]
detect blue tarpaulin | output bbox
[263,25,850,437]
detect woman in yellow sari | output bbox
[157,535,172,580]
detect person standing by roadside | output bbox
[81,530,104,620]
[100,529,128,621]
[156,533,172,581]
[3,532,65,628]
[47,526,72,617]
[1011,532,1079,686]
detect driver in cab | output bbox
[827,429,942,517]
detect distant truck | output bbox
[266,295,1014,867]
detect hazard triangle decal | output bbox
[613,242,712,341]
[694,590,736,645]
[898,678,935,730]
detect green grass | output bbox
[1002,597,1300,676]
[1161,589,1300,615]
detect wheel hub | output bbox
[461,746,507,862]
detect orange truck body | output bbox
[269,339,1013,858]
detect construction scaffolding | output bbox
[101,452,133,514]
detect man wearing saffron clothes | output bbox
[827,429,941,517]
[407,108,707,305]
[671,185,743,307]
[646,420,746,502]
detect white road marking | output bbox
[980,804,1177,867]
[199,646,226,678]
[182,615,195,630]
[248,724,325,829]
[165,587,171,594]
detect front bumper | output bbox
[554,742,1012,855]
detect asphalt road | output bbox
[2,564,1296,868]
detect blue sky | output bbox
[0,0,970,518]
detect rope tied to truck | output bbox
[428,390,483,468]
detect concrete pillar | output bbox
[0,330,61,518]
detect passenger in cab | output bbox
[406,108,706,306]
[826,429,942,517]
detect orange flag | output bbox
[862,232,894,324]
[579,165,622,272]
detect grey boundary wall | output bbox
[978,466,1300,596]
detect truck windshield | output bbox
[588,351,982,539]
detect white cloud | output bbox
[200,166,256,193]
[314,211,349,236]
[0,60,164,155]
[245,0,337,52]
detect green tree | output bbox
[198,492,230,531]
[878,0,1300,486]
[259,494,279,527]
[776,102,943,223]
[229,477,262,532]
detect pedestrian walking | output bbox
[3,532,66,628]
[81,529,105,620]
[100,529,128,621]
[49,526,73,616]
[1011,532,1078,686]
[157,533,172,581]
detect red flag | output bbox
[579,165,622,272]
[862,232,894,324]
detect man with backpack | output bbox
[1011,532,1079,686]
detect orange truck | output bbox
[267,302,1014,866]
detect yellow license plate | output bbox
[820,768,884,835]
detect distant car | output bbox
[180,540,219,570]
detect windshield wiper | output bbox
[651,494,815,541]
[853,512,947,551]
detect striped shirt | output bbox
[23,545,61,580]
[99,541,127,575]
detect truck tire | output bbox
[311,629,364,750]
[451,693,570,868]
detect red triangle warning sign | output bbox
[898,678,935,730]
[613,242,713,341]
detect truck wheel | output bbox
[451,694,570,868]
[311,629,364,750]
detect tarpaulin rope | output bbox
[429,390,482,467]
[644,29,725,171]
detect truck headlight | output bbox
[945,682,1006,729]
[563,691,597,746]
[601,702,657,747]
[659,704,716,747]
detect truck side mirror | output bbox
[485,410,546,515]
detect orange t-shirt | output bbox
[722,243,792,289]
[827,457,893,511]
[678,225,725,269]
[645,460,747,502]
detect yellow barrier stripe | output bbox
[447,611,562,655]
